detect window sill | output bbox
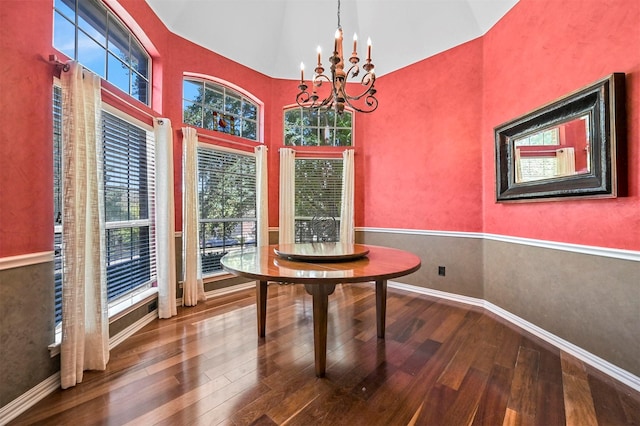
[48,287,159,358]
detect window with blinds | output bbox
[102,111,156,301]
[294,159,343,243]
[197,147,257,275]
[53,85,63,326]
[53,98,156,327]
[53,0,151,105]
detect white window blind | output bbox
[53,85,63,326]
[197,147,257,275]
[294,159,343,242]
[102,111,156,301]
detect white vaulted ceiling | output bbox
[144,0,519,79]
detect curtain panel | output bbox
[255,145,269,246]
[340,149,355,244]
[154,119,177,318]
[182,127,205,306]
[278,148,296,244]
[60,62,109,389]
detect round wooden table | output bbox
[221,243,422,377]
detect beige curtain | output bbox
[515,147,522,183]
[182,127,205,306]
[255,145,269,246]
[154,119,177,318]
[339,149,355,243]
[279,148,296,244]
[60,62,109,389]
[556,147,576,176]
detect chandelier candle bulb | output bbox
[300,62,304,83]
[317,46,322,66]
[353,33,357,55]
[367,37,372,61]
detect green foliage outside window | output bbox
[284,107,352,146]
[183,79,259,141]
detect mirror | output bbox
[495,73,625,202]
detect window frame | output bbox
[283,105,354,147]
[293,157,344,243]
[183,76,262,143]
[52,89,158,333]
[53,0,152,106]
[196,144,258,277]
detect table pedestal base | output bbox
[256,280,388,378]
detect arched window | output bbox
[283,106,353,146]
[53,0,151,104]
[183,78,260,142]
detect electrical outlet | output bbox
[438,266,446,276]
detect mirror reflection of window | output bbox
[513,115,590,183]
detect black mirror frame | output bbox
[495,73,626,202]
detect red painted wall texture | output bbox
[482,0,640,250]
[1,0,638,257]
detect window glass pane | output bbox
[284,107,352,146]
[131,72,148,104]
[242,120,257,141]
[107,17,130,65]
[204,87,224,111]
[103,111,155,302]
[183,80,202,103]
[225,94,242,116]
[184,78,260,142]
[284,108,301,125]
[284,126,301,146]
[336,111,352,127]
[78,0,107,47]
[106,226,152,301]
[242,102,257,120]
[183,100,203,127]
[55,0,75,20]
[107,52,130,94]
[335,129,352,146]
[197,148,257,275]
[55,0,151,105]
[54,12,76,58]
[202,107,216,131]
[77,30,106,77]
[294,159,343,243]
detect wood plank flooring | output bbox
[10,283,640,425]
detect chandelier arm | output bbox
[342,74,376,101]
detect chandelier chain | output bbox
[337,0,341,29]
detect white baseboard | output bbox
[0,373,60,425]
[388,280,640,392]
[1,310,158,424]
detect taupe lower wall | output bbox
[484,239,640,376]
[0,262,59,407]
[357,230,484,298]
[358,229,639,377]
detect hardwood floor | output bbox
[10,283,640,425]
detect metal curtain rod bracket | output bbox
[49,54,70,72]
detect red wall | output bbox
[482,0,640,250]
[1,0,638,258]
[359,38,485,232]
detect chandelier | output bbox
[296,0,378,114]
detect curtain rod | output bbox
[50,54,162,124]
[183,128,263,149]
[278,148,354,156]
